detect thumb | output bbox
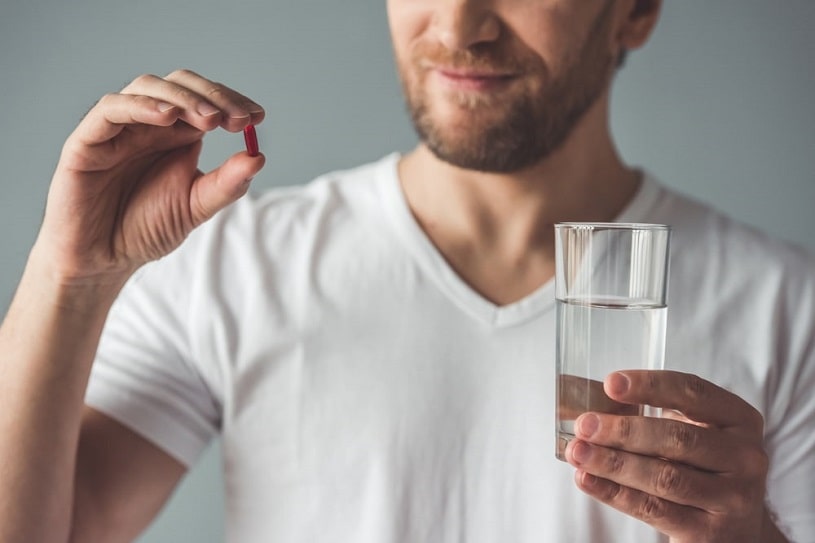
[189,149,266,227]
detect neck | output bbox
[397,93,640,305]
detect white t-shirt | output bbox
[87,153,815,543]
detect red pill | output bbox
[243,124,259,157]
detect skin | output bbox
[0,1,791,542]
[565,371,782,543]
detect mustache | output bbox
[411,42,535,74]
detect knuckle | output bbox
[667,421,697,453]
[606,449,625,475]
[615,416,634,442]
[646,371,660,392]
[206,84,228,100]
[726,481,760,514]
[97,93,117,107]
[683,374,708,401]
[637,494,667,522]
[60,136,82,161]
[167,68,196,80]
[600,480,625,503]
[131,73,159,87]
[653,462,683,496]
[190,186,211,225]
[206,82,237,102]
[170,85,198,104]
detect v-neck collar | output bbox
[375,153,662,329]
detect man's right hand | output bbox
[0,70,265,543]
[35,69,265,287]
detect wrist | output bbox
[24,243,134,312]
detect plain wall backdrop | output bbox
[1,2,814,541]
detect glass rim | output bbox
[555,222,670,231]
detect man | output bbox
[1,0,813,541]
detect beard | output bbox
[397,5,617,173]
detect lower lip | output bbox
[433,71,515,92]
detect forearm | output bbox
[0,246,127,543]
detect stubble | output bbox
[399,3,618,173]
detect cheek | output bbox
[501,5,587,72]
[387,0,433,63]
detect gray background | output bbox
[1,1,813,541]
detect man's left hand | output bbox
[563,370,788,543]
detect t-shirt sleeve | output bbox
[85,230,222,468]
[764,255,815,542]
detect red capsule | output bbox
[243,124,259,157]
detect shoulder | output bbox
[642,175,815,416]
[643,175,815,288]
[645,175,815,366]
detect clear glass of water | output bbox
[554,223,671,461]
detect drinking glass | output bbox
[555,223,671,461]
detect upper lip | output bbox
[437,67,515,78]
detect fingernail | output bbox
[228,109,251,119]
[247,103,264,114]
[608,372,630,395]
[577,413,599,438]
[157,101,176,112]
[571,440,592,464]
[197,102,220,116]
[580,471,598,488]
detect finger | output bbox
[164,69,265,131]
[605,370,764,432]
[559,374,640,421]
[188,150,266,227]
[572,412,763,473]
[121,73,229,132]
[70,93,183,147]
[573,469,707,538]
[566,438,745,511]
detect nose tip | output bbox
[432,0,501,51]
